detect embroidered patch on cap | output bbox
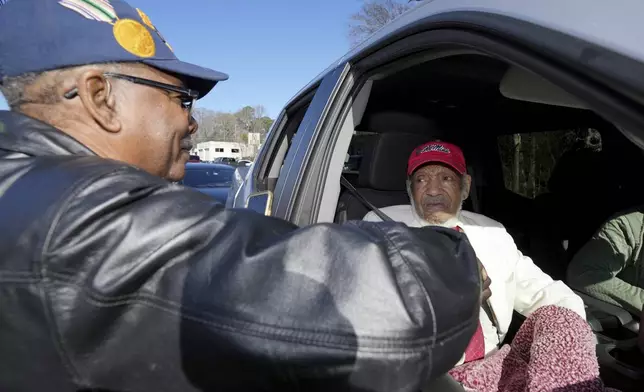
[59,0,116,23]
[57,0,156,58]
[419,144,451,155]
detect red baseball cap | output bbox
[407,141,467,176]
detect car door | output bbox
[228,63,350,217]
[285,15,644,226]
[235,11,644,226]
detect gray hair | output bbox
[0,72,53,110]
[460,175,469,201]
[0,62,124,111]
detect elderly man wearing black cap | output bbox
[0,1,482,391]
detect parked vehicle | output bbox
[238,159,253,167]
[180,162,234,204]
[213,157,238,166]
[229,0,644,389]
[188,154,200,163]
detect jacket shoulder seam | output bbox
[40,163,144,256]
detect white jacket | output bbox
[364,205,586,363]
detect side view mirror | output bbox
[246,191,274,216]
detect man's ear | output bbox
[462,174,472,200]
[75,70,121,133]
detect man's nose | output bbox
[188,115,199,135]
[425,177,443,195]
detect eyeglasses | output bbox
[63,72,199,115]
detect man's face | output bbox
[113,65,197,181]
[410,164,471,224]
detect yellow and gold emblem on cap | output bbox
[113,19,155,58]
[136,8,154,30]
[136,8,173,52]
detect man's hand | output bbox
[479,259,492,303]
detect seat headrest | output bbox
[359,133,432,191]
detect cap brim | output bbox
[143,58,229,99]
[408,158,467,176]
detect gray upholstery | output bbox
[337,132,434,222]
[359,133,432,191]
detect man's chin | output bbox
[424,212,458,226]
[166,153,189,181]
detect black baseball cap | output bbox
[0,0,228,98]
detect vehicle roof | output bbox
[185,162,235,170]
[287,0,644,107]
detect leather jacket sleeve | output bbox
[42,166,481,392]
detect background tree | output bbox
[191,105,276,151]
[235,106,256,133]
[348,0,421,47]
[192,109,219,143]
[498,128,602,198]
[256,116,275,135]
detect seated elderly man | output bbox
[364,140,586,364]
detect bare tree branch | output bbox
[348,0,420,47]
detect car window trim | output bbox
[254,88,319,188]
[272,64,350,220]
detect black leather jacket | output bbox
[0,111,480,392]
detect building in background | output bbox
[248,132,261,146]
[192,141,243,161]
[244,132,262,158]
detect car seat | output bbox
[335,132,430,222]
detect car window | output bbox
[497,128,602,199]
[256,87,317,192]
[183,167,234,188]
[264,102,311,182]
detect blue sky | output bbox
[0,0,363,117]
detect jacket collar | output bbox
[0,110,95,157]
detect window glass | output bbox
[497,128,602,199]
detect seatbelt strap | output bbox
[340,176,394,222]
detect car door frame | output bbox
[282,16,644,227]
[229,65,350,215]
[270,64,351,219]
[228,84,317,209]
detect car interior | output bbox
[329,53,644,391]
